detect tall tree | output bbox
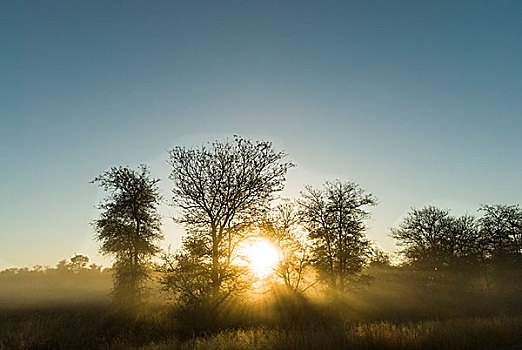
[92,165,163,304]
[167,136,294,304]
[299,180,377,292]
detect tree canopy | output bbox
[166,136,294,304]
[391,206,481,270]
[478,204,522,265]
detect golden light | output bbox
[243,238,280,278]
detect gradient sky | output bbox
[1,1,521,269]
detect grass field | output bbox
[2,267,521,349]
[140,316,522,350]
[1,303,522,350]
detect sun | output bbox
[243,238,280,278]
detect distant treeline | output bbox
[0,255,113,307]
[1,254,106,277]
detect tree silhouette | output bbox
[369,247,392,268]
[92,165,163,305]
[69,254,90,272]
[478,204,522,265]
[391,206,482,270]
[299,180,377,292]
[161,233,250,307]
[167,136,294,304]
[261,200,313,293]
[55,254,90,273]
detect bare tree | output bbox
[391,206,482,270]
[167,136,294,304]
[92,165,163,305]
[299,180,377,292]
[478,204,522,265]
[261,200,313,294]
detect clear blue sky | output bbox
[1,1,521,269]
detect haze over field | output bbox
[1,1,521,269]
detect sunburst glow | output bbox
[243,239,280,278]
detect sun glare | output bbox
[243,239,280,278]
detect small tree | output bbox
[55,254,90,273]
[369,246,392,268]
[261,200,313,293]
[92,165,163,305]
[161,242,214,307]
[299,180,377,292]
[167,136,294,304]
[161,234,250,307]
[69,254,90,272]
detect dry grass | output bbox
[2,307,521,350]
[136,315,522,350]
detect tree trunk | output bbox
[338,208,345,293]
[211,226,220,300]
